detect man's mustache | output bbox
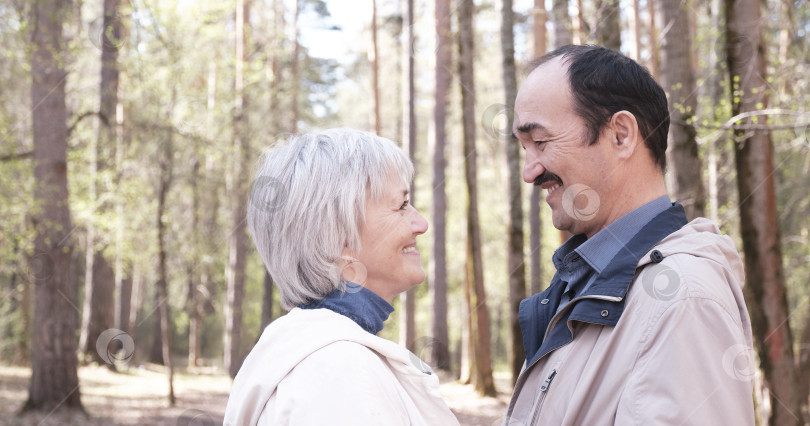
[534,172,563,187]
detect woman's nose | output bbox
[411,208,429,235]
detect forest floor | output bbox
[0,364,511,425]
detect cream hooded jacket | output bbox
[504,208,755,425]
[224,307,459,426]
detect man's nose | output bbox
[523,153,545,183]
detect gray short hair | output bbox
[247,128,414,310]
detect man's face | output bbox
[513,58,618,237]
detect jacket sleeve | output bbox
[615,288,755,425]
[266,340,411,426]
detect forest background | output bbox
[1,0,810,424]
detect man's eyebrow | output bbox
[515,122,548,134]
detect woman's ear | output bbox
[610,111,641,160]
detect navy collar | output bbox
[520,202,688,366]
[575,195,672,274]
[299,282,394,335]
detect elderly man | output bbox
[505,45,755,425]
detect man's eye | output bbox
[535,140,549,146]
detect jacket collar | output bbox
[521,202,688,366]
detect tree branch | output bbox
[0,151,33,162]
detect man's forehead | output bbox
[514,60,571,131]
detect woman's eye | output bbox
[400,200,410,210]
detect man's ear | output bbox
[610,111,641,160]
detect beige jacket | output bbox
[504,218,755,425]
[224,308,459,426]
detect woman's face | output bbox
[343,173,429,303]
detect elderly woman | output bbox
[224,128,458,425]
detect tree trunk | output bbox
[725,0,801,424]
[594,0,621,51]
[260,271,274,331]
[187,157,201,368]
[399,0,416,351]
[224,0,251,379]
[501,0,526,387]
[149,278,164,364]
[430,0,452,371]
[631,0,642,60]
[551,0,572,47]
[533,0,547,56]
[24,0,83,412]
[647,0,660,79]
[156,128,175,405]
[370,0,381,134]
[79,251,116,367]
[659,0,705,220]
[79,0,122,369]
[530,0,547,297]
[289,0,300,134]
[458,0,496,397]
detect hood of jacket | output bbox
[635,216,750,344]
[224,308,439,425]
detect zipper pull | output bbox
[540,369,557,392]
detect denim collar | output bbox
[575,194,672,274]
[520,202,688,366]
[299,282,394,335]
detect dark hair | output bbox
[528,45,669,172]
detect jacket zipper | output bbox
[506,294,623,421]
[529,369,558,424]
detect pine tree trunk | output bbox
[659,0,705,220]
[530,0,547,297]
[632,0,642,60]
[725,0,801,423]
[260,271,274,331]
[647,0,660,79]
[594,0,621,50]
[187,157,201,368]
[370,0,381,134]
[156,130,175,405]
[551,0,572,47]
[399,0,416,351]
[501,0,526,387]
[79,0,122,369]
[430,0,452,371]
[25,0,83,411]
[458,0,496,397]
[224,0,250,379]
[289,0,300,134]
